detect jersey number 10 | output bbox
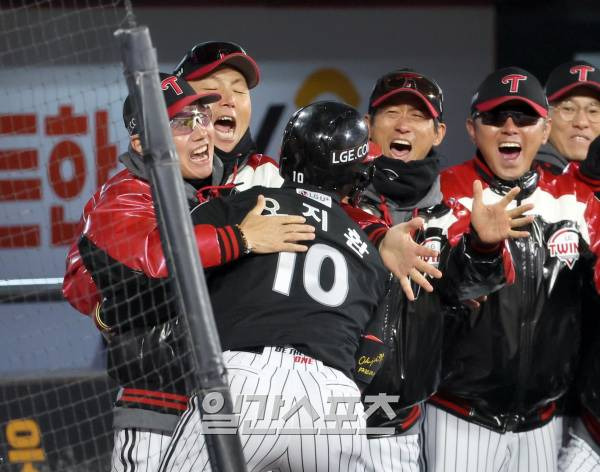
[272,243,349,307]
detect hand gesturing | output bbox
[470,180,534,245]
[379,217,443,301]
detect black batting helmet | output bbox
[279,101,372,196]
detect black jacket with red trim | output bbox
[347,193,512,435]
[537,145,600,419]
[433,155,600,432]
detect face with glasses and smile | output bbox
[169,104,215,180]
[467,102,551,180]
[549,89,600,161]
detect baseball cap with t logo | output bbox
[470,66,549,118]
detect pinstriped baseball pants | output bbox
[158,347,370,472]
[559,433,600,471]
[363,434,421,472]
[110,428,171,471]
[423,404,559,472]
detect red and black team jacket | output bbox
[347,199,513,436]
[567,161,600,449]
[431,154,600,433]
[62,150,282,430]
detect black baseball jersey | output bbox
[190,183,390,377]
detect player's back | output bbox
[190,183,389,376]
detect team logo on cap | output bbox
[161,76,183,95]
[422,236,441,268]
[501,74,527,93]
[570,64,595,82]
[331,142,369,165]
[547,228,579,269]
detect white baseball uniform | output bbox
[424,404,560,472]
[110,428,171,471]
[558,418,600,472]
[559,433,600,472]
[158,347,370,472]
[364,433,421,472]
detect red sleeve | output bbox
[565,161,600,192]
[63,172,243,315]
[62,239,101,316]
[341,202,389,246]
[82,177,238,278]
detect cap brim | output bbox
[547,81,600,102]
[167,92,221,118]
[184,52,260,89]
[370,88,440,118]
[475,96,548,118]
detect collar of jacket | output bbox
[360,149,443,225]
[535,142,569,174]
[474,151,539,200]
[214,128,257,181]
[362,176,442,225]
[118,146,225,201]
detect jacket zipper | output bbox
[516,200,534,422]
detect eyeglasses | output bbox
[175,41,247,76]
[473,110,541,127]
[169,109,212,136]
[373,71,443,115]
[551,103,600,124]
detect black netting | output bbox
[0,2,196,470]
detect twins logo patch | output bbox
[422,236,442,268]
[547,228,579,269]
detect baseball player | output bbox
[423,67,600,472]
[536,60,600,453]
[158,101,391,472]
[557,135,600,472]
[173,40,282,189]
[351,69,533,472]
[62,74,315,471]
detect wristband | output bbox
[236,224,252,255]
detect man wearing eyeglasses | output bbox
[173,41,283,192]
[62,73,316,471]
[558,137,600,472]
[423,67,600,472]
[537,60,600,173]
[534,60,600,471]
